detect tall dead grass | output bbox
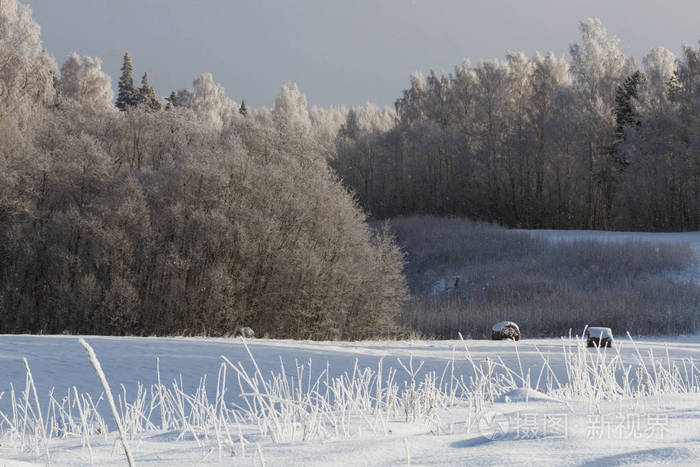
[390,216,700,338]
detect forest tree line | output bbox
[333,20,700,231]
[1,0,698,339]
[0,0,406,338]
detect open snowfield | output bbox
[1,334,700,466]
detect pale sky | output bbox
[25,0,699,108]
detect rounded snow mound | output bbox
[496,387,559,403]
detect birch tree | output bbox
[59,53,113,107]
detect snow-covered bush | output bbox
[585,326,614,347]
[491,321,521,341]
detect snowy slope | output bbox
[523,230,700,254]
[523,229,700,283]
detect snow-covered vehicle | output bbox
[585,326,613,347]
[491,321,520,341]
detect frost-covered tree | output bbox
[338,108,360,140]
[569,19,629,104]
[641,47,677,107]
[309,104,348,159]
[569,18,632,227]
[165,90,178,110]
[273,83,311,135]
[353,103,395,133]
[395,73,427,126]
[180,72,237,130]
[138,72,161,111]
[0,0,56,106]
[272,83,313,157]
[116,52,138,111]
[175,88,193,107]
[614,46,693,230]
[58,53,113,106]
[665,44,700,228]
[528,52,575,226]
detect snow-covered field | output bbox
[1,229,699,466]
[525,229,700,283]
[1,334,700,466]
[526,230,700,253]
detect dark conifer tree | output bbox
[116,52,137,111]
[239,99,248,116]
[610,70,645,169]
[595,71,644,227]
[138,72,161,111]
[614,70,644,141]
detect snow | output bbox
[492,321,520,332]
[495,387,559,403]
[523,229,700,284]
[586,327,613,338]
[521,229,700,254]
[1,334,700,466]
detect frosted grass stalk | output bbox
[79,338,135,467]
[73,387,94,465]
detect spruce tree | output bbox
[595,70,644,228]
[614,70,644,139]
[239,99,248,116]
[138,72,161,111]
[611,70,644,167]
[116,52,137,111]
